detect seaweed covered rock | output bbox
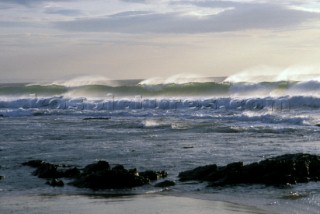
[179,153,320,186]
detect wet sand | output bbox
[0,193,274,214]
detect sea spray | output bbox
[51,75,119,87]
[138,73,215,85]
[225,65,320,83]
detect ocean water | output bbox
[1,77,320,213]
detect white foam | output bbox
[0,96,319,119]
[141,119,171,128]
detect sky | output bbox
[1,0,320,82]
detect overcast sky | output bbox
[1,0,320,82]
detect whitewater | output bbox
[2,75,320,213]
[3,78,320,114]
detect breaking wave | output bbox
[3,79,320,98]
[2,75,320,123]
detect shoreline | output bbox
[0,192,274,214]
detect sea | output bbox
[1,75,320,213]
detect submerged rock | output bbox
[83,117,110,121]
[0,175,4,180]
[179,153,320,186]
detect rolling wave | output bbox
[2,80,320,118]
[1,80,318,98]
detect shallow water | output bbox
[0,194,273,214]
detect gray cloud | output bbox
[110,11,152,18]
[0,21,34,28]
[171,0,242,8]
[0,0,74,6]
[119,0,146,3]
[54,3,319,34]
[45,8,83,16]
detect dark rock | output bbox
[33,162,62,179]
[23,160,79,179]
[179,153,320,186]
[71,162,169,189]
[46,179,64,187]
[179,164,217,181]
[112,164,125,171]
[140,170,168,181]
[0,175,4,180]
[73,171,148,189]
[22,160,47,168]
[182,146,194,149]
[71,165,149,189]
[129,168,139,176]
[83,160,110,175]
[83,117,110,121]
[155,180,175,188]
[23,159,168,189]
[62,167,81,178]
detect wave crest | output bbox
[138,74,215,85]
[52,76,119,87]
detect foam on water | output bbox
[1,95,320,112]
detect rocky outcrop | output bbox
[139,170,168,181]
[179,153,320,186]
[71,161,149,189]
[22,160,80,179]
[154,180,176,188]
[23,160,167,189]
